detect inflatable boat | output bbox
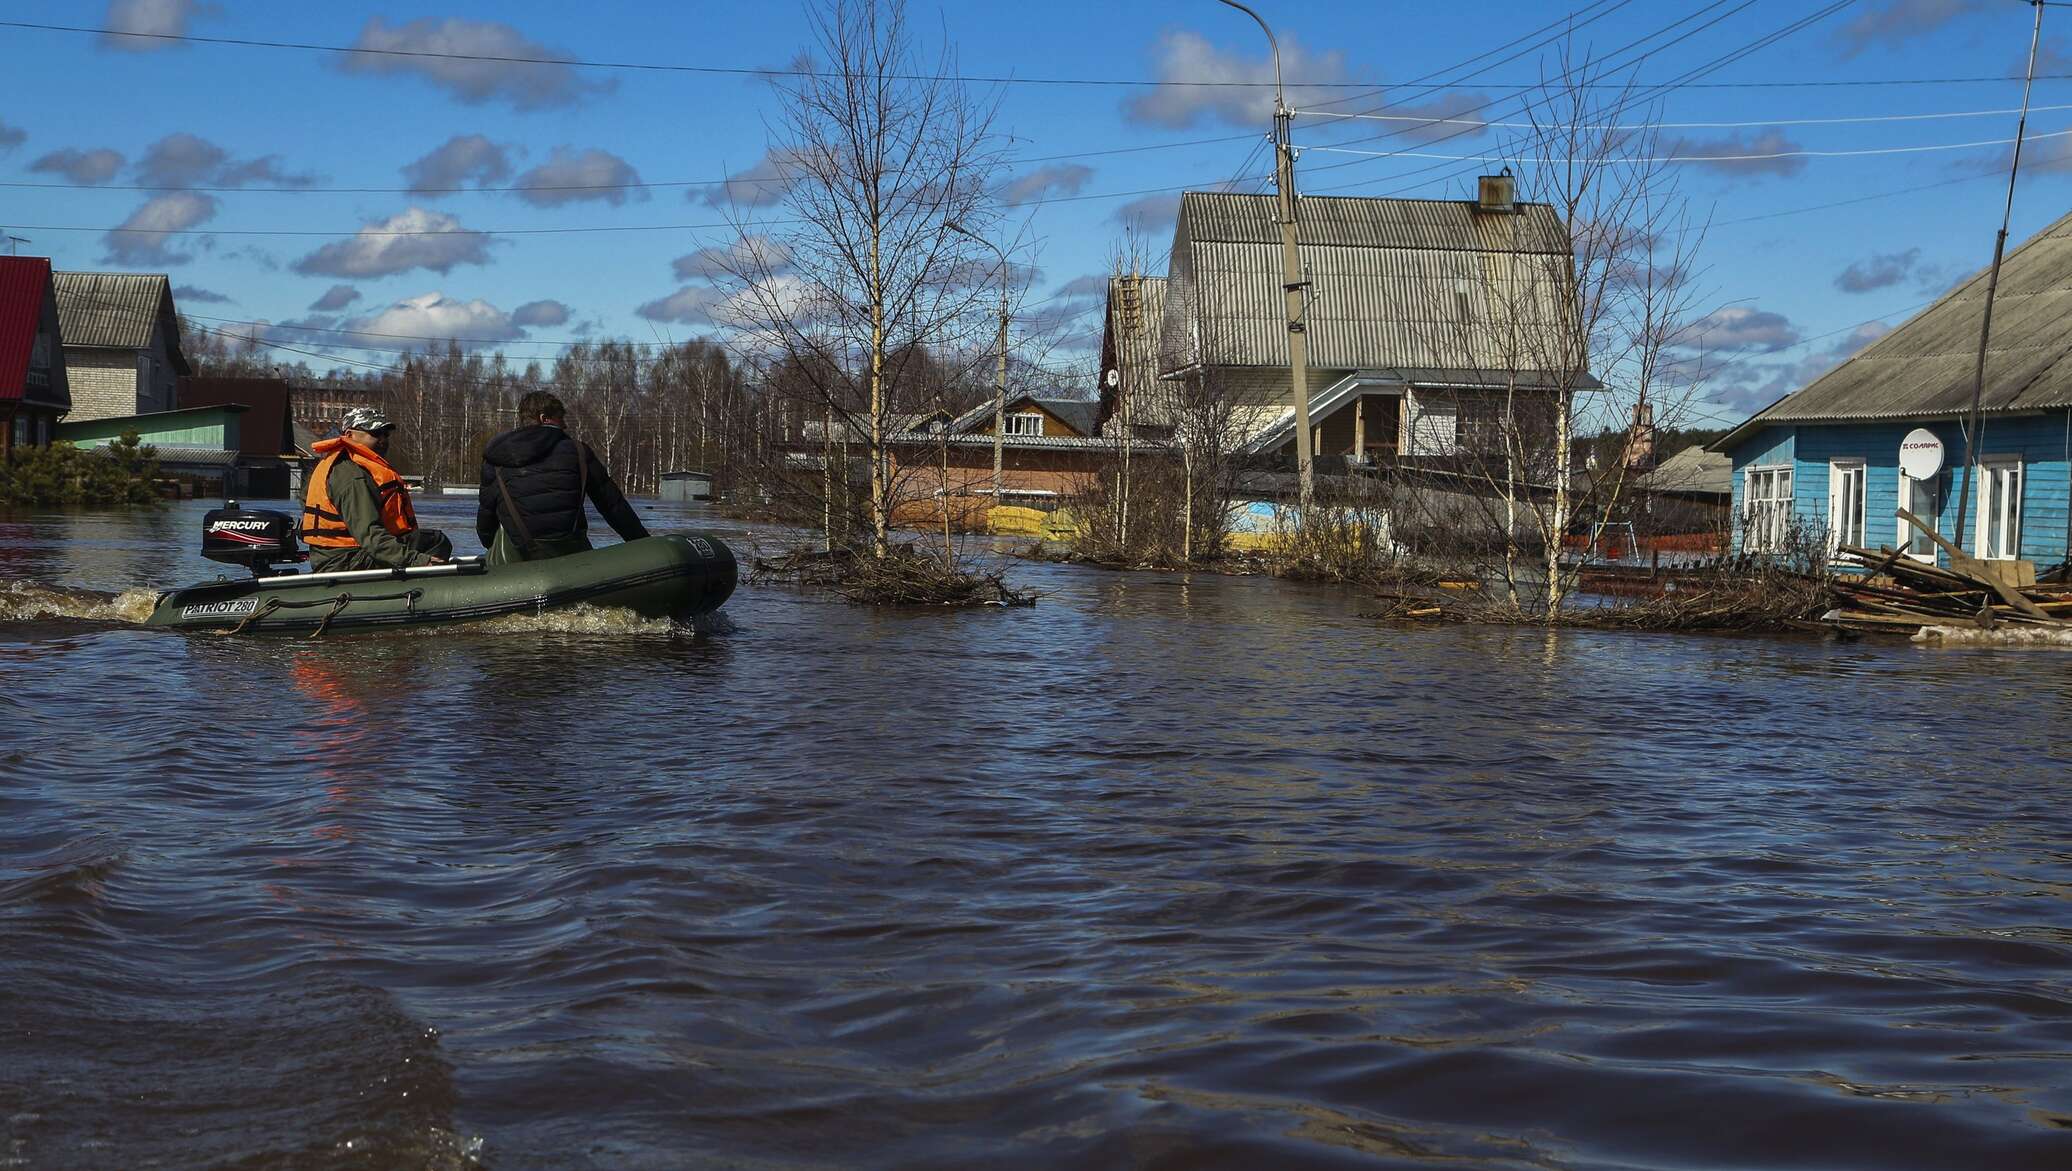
[144,504,735,635]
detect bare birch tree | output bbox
[715,0,1006,559]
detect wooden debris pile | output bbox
[1830,543,2072,635]
[754,544,1036,607]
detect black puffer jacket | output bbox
[477,424,649,552]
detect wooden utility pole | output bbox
[1956,0,2045,550]
[1221,0,1314,509]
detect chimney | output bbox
[1477,168,1516,214]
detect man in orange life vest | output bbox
[301,406,453,573]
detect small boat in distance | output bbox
[144,504,735,635]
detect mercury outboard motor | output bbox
[201,500,305,578]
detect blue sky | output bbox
[4,0,2071,429]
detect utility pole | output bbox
[1955,0,2045,550]
[1220,0,1314,509]
[948,221,1010,504]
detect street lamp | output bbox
[947,220,1010,506]
[1218,0,1314,509]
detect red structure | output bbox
[0,256,72,457]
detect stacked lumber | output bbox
[1829,542,2072,635]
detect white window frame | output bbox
[1743,464,1793,553]
[1827,458,1866,553]
[1975,458,2023,561]
[1897,468,1941,564]
[1003,412,1045,437]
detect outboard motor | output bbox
[202,500,305,578]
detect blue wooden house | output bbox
[1712,210,2072,571]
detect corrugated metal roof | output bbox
[1164,235,1577,373]
[943,394,1100,437]
[51,272,190,373]
[1178,192,1570,253]
[1633,444,1731,496]
[0,256,55,405]
[1099,274,1179,431]
[1725,207,2072,442]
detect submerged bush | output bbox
[0,433,161,508]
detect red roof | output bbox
[0,256,54,404]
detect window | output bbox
[1977,459,2022,560]
[1744,465,1793,553]
[1898,470,1941,563]
[1454,280,1473,322]
[1827,459,1865,551]
[1406,398,1459,456]
[1003,412,1045,437]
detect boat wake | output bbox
[442,603,735,637]
[0,580,159,625]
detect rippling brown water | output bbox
[3,499,2070,1170]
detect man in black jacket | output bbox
[477,392,650,565]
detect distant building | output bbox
[885,393,1117,526]
[178,376,312,498]
[1152,185,1597,466]
[1714,209,2072,569]
[1096,272,1174,441]
[56,404,248,499]
[0,256,72,454]
[660,470,714,503]
[295,383,387,437]
[51,271,191,421]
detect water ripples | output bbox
[2,501,2070,1168]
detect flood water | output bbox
[3,498,2069,1170]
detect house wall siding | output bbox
[62,348,141,421]
[1727,414,2072,565]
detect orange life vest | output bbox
[301,436,417,549]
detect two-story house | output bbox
[52,271,192,421]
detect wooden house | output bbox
[1714,208,2072,569]
[0,256,71,455]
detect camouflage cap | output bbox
[342,406,394,434]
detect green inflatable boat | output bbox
[144,505,735,635]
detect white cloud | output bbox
[1125,30,1368,129]
[102,191,217,266]
[31,147,125,184]
[998,164,1094,206]
[694,149,801,208]
[1679,306,1802,354]
[1112,192,1181,234]
[513,147,645,207]
[344,292,524,347]
[636,285,729,326]
[401,135,513,195]
[1834,248,1922,294]
[1666,129,1806,179]
[341,17,608,110]
[672,236,794,281]
[291,207,500,279]
[134,133,312,188]
[1054,274,1110,300]
[1836,0,1991,58]
[171,283,230,304]
[511,299,570,326]
[309,284,362,312]
[100,0,211,52]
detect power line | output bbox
[7,17,2070,92]
[1304,124,2072,165]
[1300,100,2072,131]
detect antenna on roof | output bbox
[4,235,27,256]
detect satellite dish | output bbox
[1104,369,1120,388]
[1899,428,1943,480]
